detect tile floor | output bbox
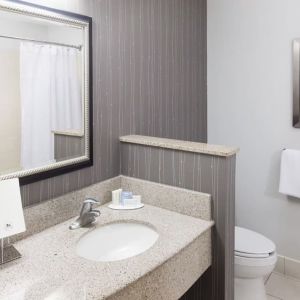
[266,272,300,300]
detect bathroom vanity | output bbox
[0,179,213,300]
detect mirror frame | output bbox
[0,0,93,185]
[293,39,300,128]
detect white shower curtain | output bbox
[20,42,82,169]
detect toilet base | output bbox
[234,277,267,300]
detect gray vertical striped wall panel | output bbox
[54,134,85,162]
[121,143,236,300]
[21,0,207,207]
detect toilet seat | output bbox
[235,251,270,259]
[235,226,276,258]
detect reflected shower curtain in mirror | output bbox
[20,42,82,169]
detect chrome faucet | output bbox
[69,198,101,230]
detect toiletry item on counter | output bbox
[108,192,144,210]
[112,189,122,205]
[133,195,142,205]
[123,195,142,206]
[121,191,133,205]
[123,198,137,206]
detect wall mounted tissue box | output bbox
[0,178,26,265]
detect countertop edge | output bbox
[0,204,214,300]
[120,135,239,157]
[107,228,212,300]
[103,207,214,299]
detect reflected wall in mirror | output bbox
[0,0,92,184]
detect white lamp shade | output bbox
[0,178,26,239]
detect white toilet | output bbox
[234,226,277,300]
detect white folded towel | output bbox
[279,149,300,198]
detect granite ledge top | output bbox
[0,204,213,300]
[120,135,239,157]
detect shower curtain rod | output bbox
[0,34,82,50]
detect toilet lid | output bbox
[235,227,276,258]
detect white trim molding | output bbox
[275,255,300,280]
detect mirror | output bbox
[293,39,300,127]
[0,0,92,184]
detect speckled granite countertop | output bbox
[0,204,213,300]
[120,135,239,157]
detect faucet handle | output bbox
[90,209,101,217]
[70,198,101,230]
[79,197,100,216]
[84,197,100,205]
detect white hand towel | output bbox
[279,149,300,198]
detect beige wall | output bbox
[0,16,48,174]
[0,44,21,174]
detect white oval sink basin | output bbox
[76,222,159,262]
